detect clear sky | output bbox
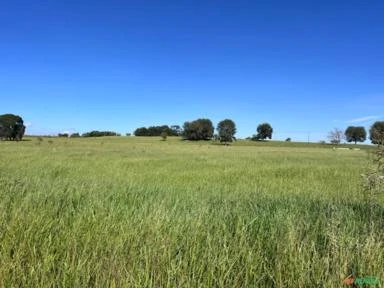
[1,0,383,141]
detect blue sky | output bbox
[1,0,383,141]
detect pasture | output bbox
[0,137,383,287]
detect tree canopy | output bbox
[345,126,366,144]
[217,119,236,143]
[58,133,69,138]
[134,125,181,137]
[183,119,214,140]
[370,121,384,145]
[253,123,273,140]
[0,114,26,141]
[82,131,120,137]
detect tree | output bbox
[134,127,149,136]
[134,125,180,137]
[82,131,119,137]
[0,114,26,141]
[327,128,344,144]
[183,119,214,140]
[58,133,69,138]
[345,126,366,144]
[217,119,236,143]
[170,125,183,136]
[254,123,273,140]
[370,121,384,145]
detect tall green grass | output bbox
[0,137,383,287]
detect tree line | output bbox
[328,123,384,145]
[58,131,121,137]
[2,113,384,145]
[82,131,121,137]
[134,125,182,137]
[60,119,271,143]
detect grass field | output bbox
[0,137,383,287]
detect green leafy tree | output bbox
[370,121,384,145]
[345,126,366,144]
[254,123,273,140]
[134,125,180,136]
[134,127,149,136]
[0,114,26,141]
[170,125,183,136]
[58,133,69,138]
[217,119,236,143]
[183,119,214,140]
[82,131,119,137]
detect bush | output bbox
[362,144,384,204]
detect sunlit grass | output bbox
[0,137,383,287]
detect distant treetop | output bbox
[183,119,214,140]
[370,121,384,145]
[217,119,236,143]
[345,126,366,144]
[252,123,273,140]
[82,131,120,137]
[0,113,26,141]
[134,125,181,137]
